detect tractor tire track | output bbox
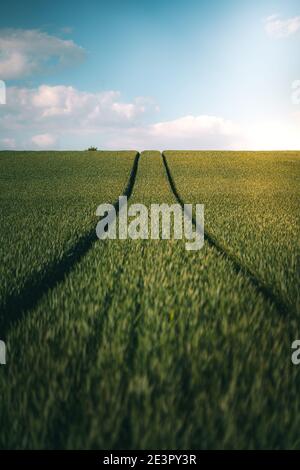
[51,242,146,449]
[162,151,292,317]
[48,244,129,448]
[0,152,141,338]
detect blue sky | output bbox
[0,0,299,149]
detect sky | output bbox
[0,0,299,150]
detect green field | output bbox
[164,151,299,314]
[0,151,137,332]
[0,150,299,449]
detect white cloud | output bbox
[0,84,299,150]
[104,115,300,151]
[105,115,240,150]
[151,115,238,139]
[31,133,57,148]
[0,84,158,148]
[264,14,300,38]
[0,29,85,80]
[3,85,155,128]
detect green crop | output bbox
[164,151,300,314]
[0,150,136,331]
[1,150,300,449]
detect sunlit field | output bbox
[0,150,299,449]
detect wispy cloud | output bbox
[104,116,241,151]
[1,84,299,151]
[108,116,300,151]
[264,14,300,38]
[2,84,156,127]
[0,29,85,80]
[0,84,158,148]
